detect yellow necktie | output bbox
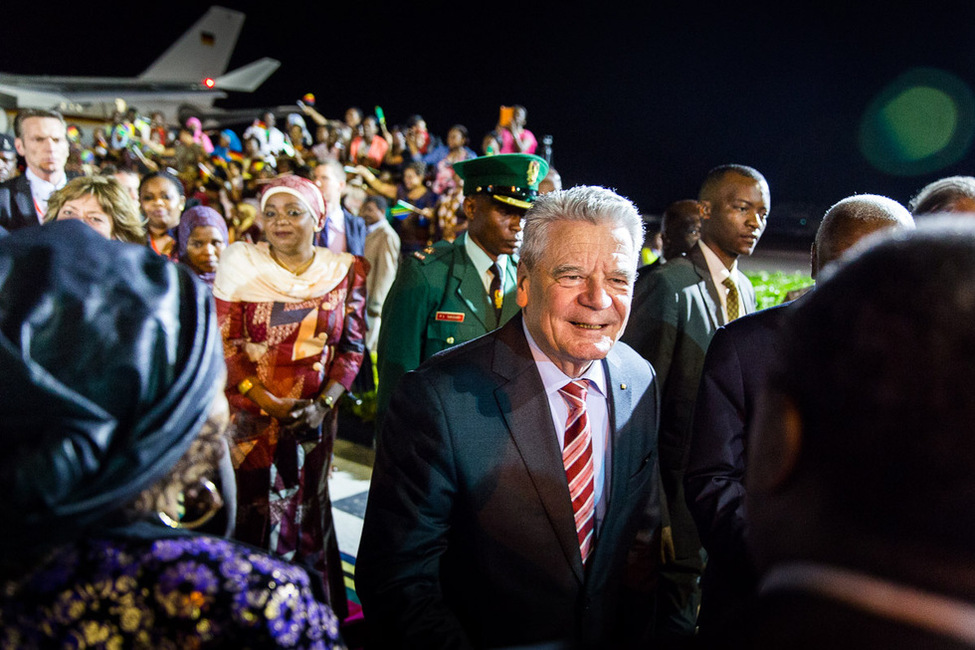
[488,263,503,324]
[723,277,740,321]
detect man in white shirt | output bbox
[685,194,914,644]
[0,109,72,231]
[242,111,289,159]
[312,159,366,255]
[621,163,771,644]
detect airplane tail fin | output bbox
[216,58,280,92]
[138,6,245,84]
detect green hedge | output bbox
[746,271,814,310]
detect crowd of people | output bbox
[0,102,551,253]
[3,102,975,649]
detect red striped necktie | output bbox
[558,379,596,564]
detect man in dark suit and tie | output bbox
[621,163,770,643]
[312,159,366,255]
[745,219,975,649]
[357,185,661,649]
[0,109,73,231]
[684,194,915,643]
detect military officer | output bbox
[374,153,549,425]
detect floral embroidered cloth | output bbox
[0,532,347,649]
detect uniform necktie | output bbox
[723,276,741,321]
[558,379,595,564]
[488,262,503,324]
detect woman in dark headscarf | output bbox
[177,204,229,287]
[213,174,367,622]
[0,221,345,649]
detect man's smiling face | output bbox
[518,219,636,378]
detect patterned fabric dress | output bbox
[214,242,367,620]
[0,529,346,649]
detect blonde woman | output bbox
[45,174,146,243]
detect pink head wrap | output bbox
[259,175,327,231]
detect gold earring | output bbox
[157,478,224,530]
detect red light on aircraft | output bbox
[203,77,216,89]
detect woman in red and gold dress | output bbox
[213,174,367,620]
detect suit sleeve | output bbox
[683,325,751,573]
[624,270,679,390]
[739,271,758,314]
[0,184,14,231]
[356,369,473,650]
[367,228,401,317]
[374,255,438,423]
[346,212,367,257]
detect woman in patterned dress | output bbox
[213,175,367,620]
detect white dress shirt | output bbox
[26,167,67,223]
[464,233,509,294]
[524,321,611,532]
[324,206,347,254]
[699,240,742,322]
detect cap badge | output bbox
[527,160,540,186]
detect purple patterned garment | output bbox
[0,534,346,649]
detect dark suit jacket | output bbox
[0,174,41,231]
[0,172,80,232]
[620,244,755,551]
[314,207,366,255]
[683,301,792,635]
[623,244,756,465]
[356,314,661,649]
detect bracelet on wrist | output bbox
[237,378,256,396]
[317,394,336,409]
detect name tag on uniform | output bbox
[435,311,465,322]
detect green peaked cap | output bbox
[452,153,550,209]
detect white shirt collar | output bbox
[699,239,737,282]
[464,232,509,292]
[26,167,66,192]
[699,240,741,321]
[522,318,612,529]
[522,319,607,397]
[25,167,67,221]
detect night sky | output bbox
[4,1,975,237]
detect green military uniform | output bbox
[374,233,520,417]
[374,153,549,423]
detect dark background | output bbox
[4,1,975,239]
